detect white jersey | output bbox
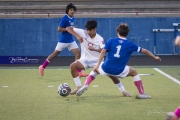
[73,28,105,61]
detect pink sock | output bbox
[84,75,95,86]
[77,69,81,73]
[42,59,49,68]
[174,107,180,118]
[134,80,144,94]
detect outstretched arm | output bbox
[66,27,83,43]
[141,48,161,61]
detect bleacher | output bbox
[0,0,180,18]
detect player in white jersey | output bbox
[66,20,131,96]
[77,23,161,99]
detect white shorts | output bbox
[98,63,129,78]
[55,41,78,51]
[77,59,98,70]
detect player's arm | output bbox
[89,38,105,52]
[141,48,161,61]
[57,26,67,32]
[66,27,83,43]
[175,33,180,47]
[88,46,103,53]
[93,49,106,73]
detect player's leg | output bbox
[166,106,180,120]
[70,59,87,95]
[126,66,151,99]
[39,42,64,76]
[76,70,98,96]
[175,35,180,47]
[174,107,180,120]
[108,76,131,97]
[69,41,88,77]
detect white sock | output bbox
[73,76,81,87]
[116,82,125,92]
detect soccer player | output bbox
[175,32,180,47]
[166,106,180,120]
[77,23,161,99]
[66,20,131,96]
[39,3,87,77]
[166,33,180,120]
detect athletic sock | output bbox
[174,107,180,118]
[84,71,97,86]
[116,82,125,92]
[133,75,144,94]
[84,75,95,86]
[73,76,81,87]
[42,59,50,68]
[77,69,82,73]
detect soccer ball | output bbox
[58,83,71,97]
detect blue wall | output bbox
[0,17,180,56]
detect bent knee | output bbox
[128,67,138,76]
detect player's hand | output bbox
[88,46,94,51]
[155,56,161,61]
[77,36,83,43]
[93,66,99,74]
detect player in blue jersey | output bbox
[166,33,180,120]
[39,3,87,77]
[66,20,131,96]
[76,23,161,99]
[175,32,180,47]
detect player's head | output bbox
[85,20,97,38]
[116,23,130,37]
[66,3,76,16]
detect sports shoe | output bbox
[70,86,82,95]
[76,85,88,96]
[39,65,44,76]
[122,91,132,97]
[78,72,88,77]
[136,93,151,99]
[166,112,174,120]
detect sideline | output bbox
[153,68,180,85]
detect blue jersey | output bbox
[102,37,142,75]
[58,14,75,43]
[178,32,180,36]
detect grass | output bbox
[0,66,180,120]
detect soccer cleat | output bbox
[76,85,88,96]
[70,86,81,95]
[78,72,89,77]
[122,91,132,97]
[39,65,44,76]
[136,93,151,99]
[166,112,174,120]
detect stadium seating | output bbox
[0,0,180,18]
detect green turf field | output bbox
[0,66,180,120]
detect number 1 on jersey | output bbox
[114,45,121,58]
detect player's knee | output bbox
[129,68,138,76]
[70,62,78,70]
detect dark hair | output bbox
[116,23,130,37]
[66,3,76,14]
[85,20,97,30]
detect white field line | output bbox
[153,68,180,85]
